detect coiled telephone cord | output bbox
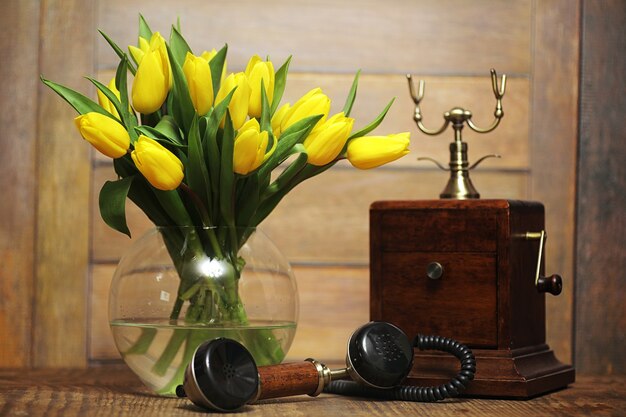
[324,334,476,402]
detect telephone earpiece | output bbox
[177,322,476,411]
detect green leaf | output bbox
[208,44,228,97]
[139,14,153,40]
[271,56,292,115]
[86,62,138,143]
[342,70,360,117]
[41,77,110,116]
[166,44,195,135]
[269,143,308,191]
[235,174,260,226]
[169,25,192,67]
[212,88,236,121]
[134,126,186,148]
[85,77,124,119]
[153,189,194,227]
[259,79,272,133]
[154,115,184,144]
[99,30,137,76]
[204,88,235,159]
[201,113,220,215]
[114,57,139,144]
[186,116,212,209]
[113,156,182,228]
[348,98,395,139]
[99,176,134,237]
[219,112,236,226]
[113,155,137,178]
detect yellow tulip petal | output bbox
[271,103,291,138]
[233,130,260,175]
[183,52,214,115]
[303,113,354,166]
[131,135,184,190]
[246,55,275,118]
[96,78,121,119]
[281,88,331,132]
[216,72,251,130]
[132,49,169,114]
[74,112,130,158]
[346,133,411,169]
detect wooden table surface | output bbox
[0,367,624,416]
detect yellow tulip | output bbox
[245,55,274,118]
[128,36,150,66]
[97,78,121,120]
[303,112,354,166]
[131,135,184,190]
[131,32,171,114]
[271,103,290,138]
[215,72,251,130]
[201,49,227,82]
[183,52,214,115]
[74,112,130,158]
[346,133,411,169]
[280,88,331,133]
[233,119,276,175]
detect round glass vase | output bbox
[108,226,298,396]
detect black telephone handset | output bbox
[176,322,476,412]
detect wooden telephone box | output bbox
[370,199,575,398]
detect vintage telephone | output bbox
[176,321,476,412]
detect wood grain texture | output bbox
[33,0,95,367]
[530,0,580,364]
[257,361,320,399]
[575,0,626,374]
[0,0,40,367]
[0,368,624,416]
[97,0,532,75]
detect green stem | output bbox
[123,327,157,355]
[152,328,188,376]
[157,330,204,396]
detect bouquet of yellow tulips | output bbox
[42,16,409,394]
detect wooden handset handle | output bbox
[257,360,328,400]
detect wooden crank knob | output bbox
[536,274,563,295]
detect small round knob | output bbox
[536,274,563,296]
[426,262,444,280]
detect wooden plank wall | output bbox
[0,0,40,367]
[0,0,94,367]
[575,0,626,374]
[34,0,94,368]
[5,0,609,370]
[531,0,580,366]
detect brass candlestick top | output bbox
[406,68,506,199]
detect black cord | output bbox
[323,334,476,402]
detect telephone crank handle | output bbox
[536,274,563,296]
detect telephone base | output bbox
[407,344,575,398]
